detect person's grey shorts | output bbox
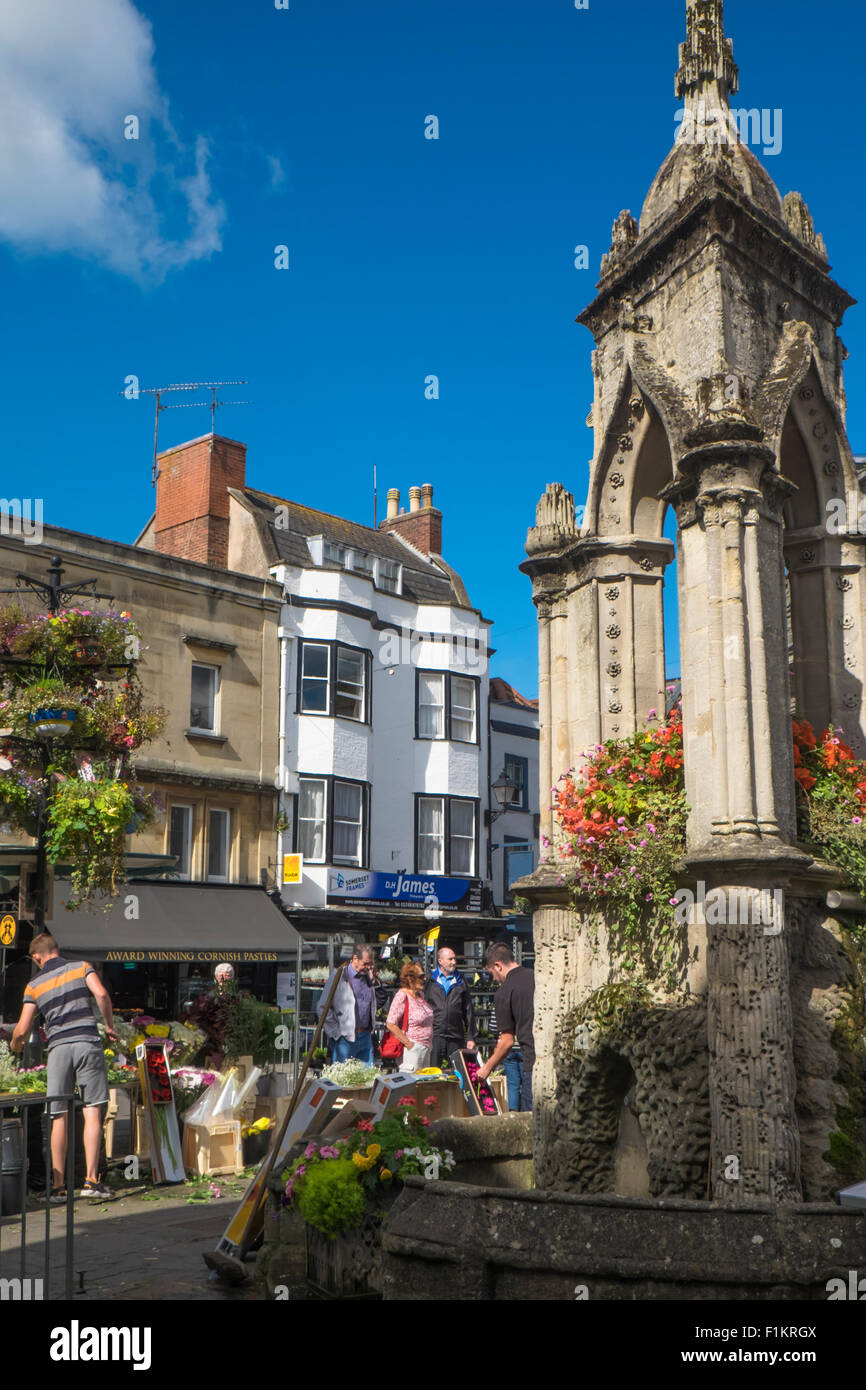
[46,1042,110,1116]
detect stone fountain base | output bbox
[380,1179,866,1300]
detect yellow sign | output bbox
[282,854,303,885]
[0,914,17,947]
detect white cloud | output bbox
[0,0,225,281]
[265,154,286,191]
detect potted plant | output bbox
[2,678,84,739]
[282,1095,455,1297]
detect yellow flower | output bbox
[366,1143,381,1160]
[379,1169,392,1182]
[145,1024,170,1037]
[104,1049,115,1058]
[351,1152,367,1169]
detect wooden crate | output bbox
[182,1119,243,1177]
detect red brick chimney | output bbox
[153,434,246,568]
[378,483,442,555]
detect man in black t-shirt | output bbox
[475,942,534,1112]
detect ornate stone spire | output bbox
[675,0,738,110]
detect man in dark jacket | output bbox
[424,946,476,1067]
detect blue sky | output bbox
[1,0,863,697]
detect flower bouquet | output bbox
[452,1049,500,1116]
[282,1096,454,1238]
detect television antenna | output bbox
[119,381,250,484]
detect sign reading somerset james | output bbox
[326,871,482,912]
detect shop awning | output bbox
[45,881,305,964]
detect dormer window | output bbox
[377,558,400,594]
[351,550,374,577]
[323,541,346,567]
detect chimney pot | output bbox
[421,483,434,509]
[386,487,400,520]
[408,485,422,513]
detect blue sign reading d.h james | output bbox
[326,870,481,912]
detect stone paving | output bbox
[0,1181,281,1302]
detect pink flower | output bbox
[639,839,648,847]
[295,1163,306,1177]
[304,1143,318,1158]
[397,1097,416,1108]
[419,1117,431,1127]
[423,1096,439,1107]
[319,1145,340,1159]
[645,893,653,902]
[647,708,657,720]
[853,816,862,825]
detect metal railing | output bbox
[0,1092,76,1301]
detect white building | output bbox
[139,436,502,990]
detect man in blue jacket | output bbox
[424,945,477,1067]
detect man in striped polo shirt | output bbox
[10,933,117,1199]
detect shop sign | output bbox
[282,853,303,885]
[326,871,482,912]
[0,913,17,947]
[104,950,282,963]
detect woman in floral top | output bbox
[385,962,434,1070]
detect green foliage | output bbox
[222,993,284,1067]
[44,778,152,908]
[294,1159,367,1238]
[553,707,688,987]
[0,601,164,908]
[284,1098,455,1237]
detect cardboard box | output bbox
[182,1119,244,1177]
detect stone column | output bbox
[675,426,807,1203]
[698,874,802,1204]
[674,437,797,850]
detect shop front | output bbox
[44,880,305,1019]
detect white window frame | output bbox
[206,807,231,883]
[450,676,477,744]
[376,558,401,594]
[417,796,445,874]
[300,642,331,715]
[169,804,194,880]
[335,647,366,721]
[298,777,328,864]
[349,549,374,577]
[449,798,477,877]
[190,662,220,733]
[332,780,364,867]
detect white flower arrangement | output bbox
[320,1058,380,1088]
[302,966,330,984]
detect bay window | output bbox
[415,796,478,877]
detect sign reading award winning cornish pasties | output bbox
[326,870,482,912]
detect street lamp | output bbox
[490,768,520,820]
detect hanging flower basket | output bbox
[29,707,77,737]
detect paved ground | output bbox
[0,1179,280,1301]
